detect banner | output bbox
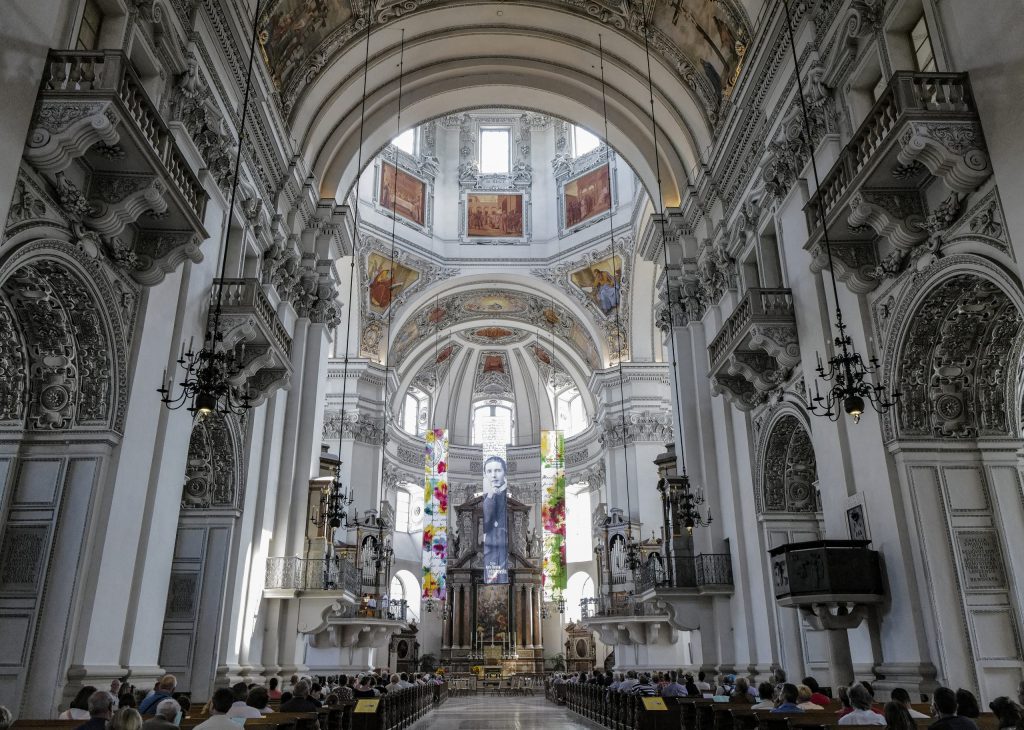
[422,428,448,601]
[541,430,567,599]
[481,418,509,584]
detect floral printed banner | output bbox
[541,430,567,599]
[422,428,449,601]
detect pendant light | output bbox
[780,0,900,423]
[158,1,265,416]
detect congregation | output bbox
[0,671,445,730]
[549,669,1024,730]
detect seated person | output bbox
[771,684,804,713]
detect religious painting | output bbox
[847,505,869,541]
[379,161,427,227]
[476,584,509,636]
[435,344,455,364]
[367,253,419,313]
[467,193,524,238]
[260,0,354,91]
[563,165,612,229]
[531,344,552,365]
[650,0,745,101]
[571,254,623,315]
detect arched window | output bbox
[565,571,595,623]
[566,485,593,563]
[391,570,421,622]
[472,400,515,446]
[394,486,423,533]
[402,388,429,437]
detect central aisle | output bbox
[409,695,602,730]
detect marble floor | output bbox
[409,695,603,729]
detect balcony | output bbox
[804,72,991,293]
[264,556,360,598]
[707,288,799,410]
[211,278,293,404]
[633,553,734,594]
[24,50,209,285]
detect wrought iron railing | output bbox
[579,596,651,619]
[264,556,360,593]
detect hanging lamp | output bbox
[780,0,900,423]
[158,2,266,417]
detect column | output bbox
[519,586,527,647]
[525,585,534,648]
[533,585,542,648]
[461,584,470,649]
[443,595,452,649]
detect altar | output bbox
[441,492,545,674]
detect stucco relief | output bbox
[759,414,818,514]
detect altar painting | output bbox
[476,584,509,636]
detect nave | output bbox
[408,695,600,730]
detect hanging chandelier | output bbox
[676,474,712,536]
[159,1,264,417]
[780,0,900,423]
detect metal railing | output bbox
[807,71,978,230]
[264,556,360,594]
[211,278,292,354]
[40,50,206,222]
[707,288,795,371]
[579,596,652,619]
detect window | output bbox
[479,127,511,174]
[395,490,411,532]
[77,0,104,50]
[472,401,514,446]
[571,125,601,157]
[402,389,428,437]
[566,487,593,563]
[911,15,937,72]
[392,128,418,155]
[555,388,587,437]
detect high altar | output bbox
[442,491,545,674]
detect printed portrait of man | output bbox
[482,455,509,583]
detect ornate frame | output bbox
[556,147,619,237]
[372,145,435,236]
[459,187,532,245]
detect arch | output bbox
[0,243,130,432]
[759,412,818,514]
[181,412,246,510]
[273,1,743,205]
[565,570,595,623]
[391,569,422,621]
[886,260,1024,440]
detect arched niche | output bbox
[891,271,1024,440]
[759,412,818,514]
[180,412,247,511]
[0,244,130,433]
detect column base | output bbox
[871,662,940,700]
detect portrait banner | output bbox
[422,428,449,601]
[541,430,567,599]
[481,418,509,584]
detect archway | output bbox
[565,570,595,623]
[391,569,422,622]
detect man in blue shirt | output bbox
[138,675,177,715]
[771,684,805,713]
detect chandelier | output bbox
[159,1,263,418]
[676,474,712,536]
[780,0,900,423]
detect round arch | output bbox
[391,569,422,621]
[757,409,818,514]
[882,256,1024,441]
[280,3,726,207]
[565,570,595,623]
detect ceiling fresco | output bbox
[258,0,751,119]
[384,288,602,369]
[458,326,533,345]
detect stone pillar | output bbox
[443,596,452,649]
[461,584,471,649]
[800,603,869,690]
[524,585,534,648]
[533,585,542,649]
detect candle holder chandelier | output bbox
[779,0,900,423]
[158,1,264,418]
[675,474,712,536]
